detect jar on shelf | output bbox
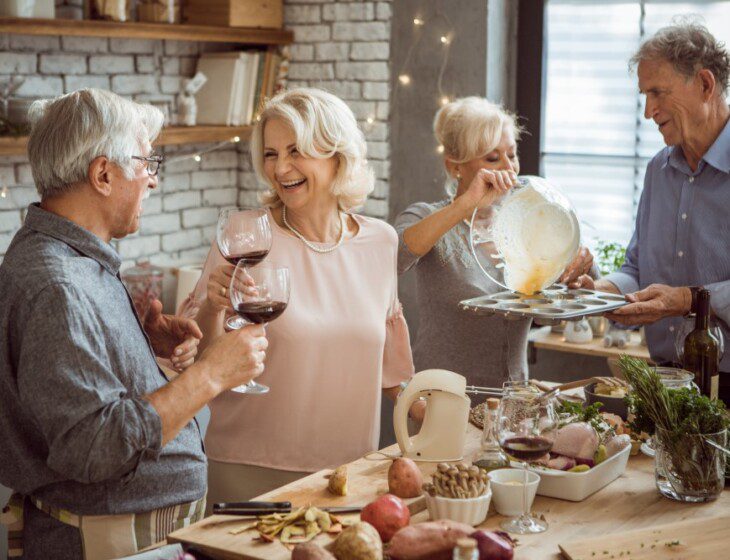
[87,0,131,22]
[137,0,180,24]
[121,259,164,324]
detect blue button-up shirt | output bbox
[605,118,730,371]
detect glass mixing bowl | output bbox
[469,175,580,295]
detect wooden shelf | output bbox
[0,16,293,45]
[0,125,253,156]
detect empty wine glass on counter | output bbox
[227,263,290,394]
[217,207,273,330]
[498,381,557,534]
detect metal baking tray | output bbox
[459,284,627,325]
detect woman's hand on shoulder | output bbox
[457,169,517,218]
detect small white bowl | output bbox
[488,468,540,516]
[424,489,492,526]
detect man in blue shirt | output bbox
[577,22,730,400]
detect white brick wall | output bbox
[0,0,393,265]
[284,0,392,221]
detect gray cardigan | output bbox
[395,201,530,389]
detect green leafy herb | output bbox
[619,356,728,494]
[557,400,611,435]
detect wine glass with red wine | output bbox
[498,381,557,534]
[217,207,273,330]
[227,263,290,394]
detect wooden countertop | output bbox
[529,326,652,361]
[168,425,728,559]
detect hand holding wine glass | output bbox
[227,262,290,394]
[197,323,268,391]
[498,381,557,534]
[216,207,273,328]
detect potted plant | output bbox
[594,240,627,277]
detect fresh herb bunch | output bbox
[620,355,728,494]
[595,241,627,276]
[620,355,728,435]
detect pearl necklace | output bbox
[281,206,346,253]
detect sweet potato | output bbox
[387,520,474,560]
[387,458,423,499]
[292,543,337,560]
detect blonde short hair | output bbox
[251,87,374,211]
[434,97,521,164]
[27,88,164,199]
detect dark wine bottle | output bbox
[682,288,720,400]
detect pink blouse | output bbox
[180,210,414,472]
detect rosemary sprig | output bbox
[619,355,728,493]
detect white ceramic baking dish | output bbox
[514,444,631,502]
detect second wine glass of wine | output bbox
[498,381,557,534]
[217,207,273,330]
[228,263,290,394]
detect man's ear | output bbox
[88,156,113,196]
[696,68,717,101]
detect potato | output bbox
[292,542,337,560]
[333,522,383,560]
[388,458,423,499]
[328,465,348,496]
[386,520,473,560]
[360,494,410,542]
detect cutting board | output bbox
[167,456,429,560]
[559,515,730,560]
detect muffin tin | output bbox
[459,284,627,325]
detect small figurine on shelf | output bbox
[176,72,207,127]
[564,317,593,344]
[603,324,631,348]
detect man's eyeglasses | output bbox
[132,155,164,177]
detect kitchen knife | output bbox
[213,501,291,511]
[213,505,363,516]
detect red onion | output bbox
[469,530,515,560]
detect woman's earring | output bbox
[455,173,462,181]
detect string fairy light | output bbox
[394,10,455,120]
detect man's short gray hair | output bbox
[27,88,164,199]
[630,18,729,97]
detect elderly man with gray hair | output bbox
[575,20,730,400]
[0,89,268,559]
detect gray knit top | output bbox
[395,200,530,389]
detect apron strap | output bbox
[1,493,25,558]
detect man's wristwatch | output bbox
[688,286,701,315]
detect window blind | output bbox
[541,0,730,245]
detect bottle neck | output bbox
[695,289,711,330]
